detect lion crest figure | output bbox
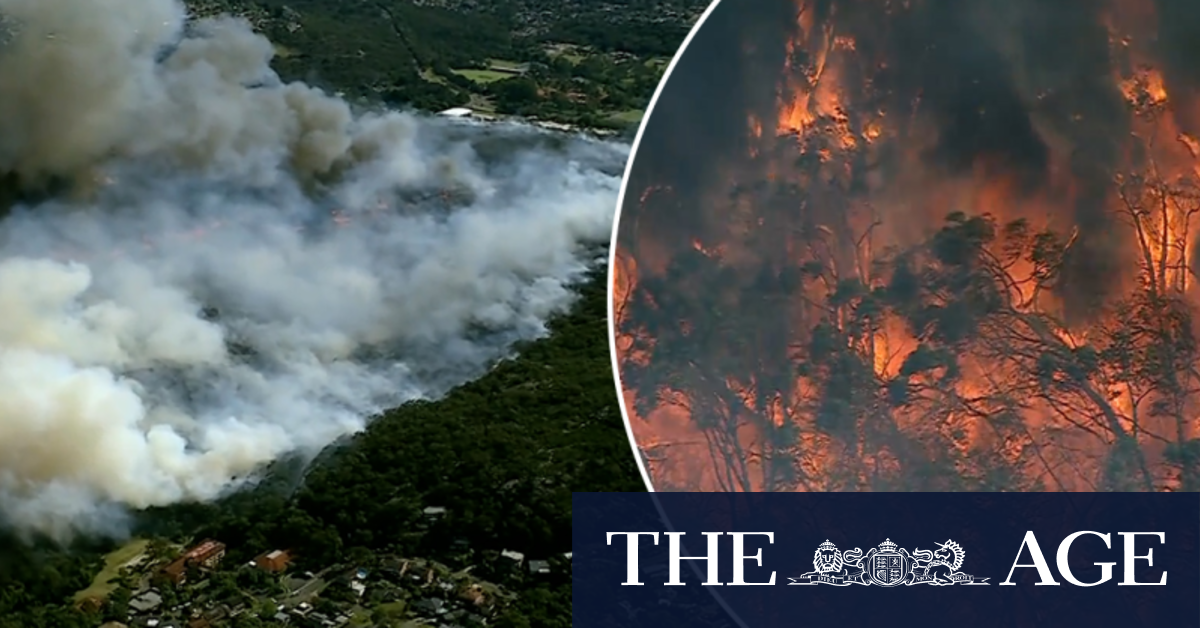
[813,539,844,574]
[799,539,865,582]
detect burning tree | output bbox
[614,0,1200,493]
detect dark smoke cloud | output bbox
[620,0,795,249]
[624,0,1200,314]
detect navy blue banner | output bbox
[573,493,1199,628]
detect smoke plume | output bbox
[0,0,626,539]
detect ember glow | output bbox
[614,0,1200,492]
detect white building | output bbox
[437,107,473,118]
[500,549,525,567]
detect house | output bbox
[527,560,551,576]
[499,549,524,568]
[161,540,226,584]
[436,108,473,118]
[129,590,163,614]
[423,506,447,519]
[534,120,574,132]
[254,549,293,573]
[162,557,189,585]
[184,540,226,569]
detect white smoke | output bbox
[0,0,627,539]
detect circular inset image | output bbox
[612,0,1200,493]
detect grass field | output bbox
[451,59,528,84]
[486,59,526,72]
[73,538,149,601]
[450,69,513,84]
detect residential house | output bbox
[184,540,226,569]
[254,549,293,573]
[161,539,226,584]
[129,590,163,614]
[527,560,551,576]
[499,549,524,569]
[162,557,188,585]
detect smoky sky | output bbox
[622,0,1200,313]
[621,0,795,245]
[628,0,1200,266]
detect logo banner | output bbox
[573,492,1199,628]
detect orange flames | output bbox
[614,0,1200,492]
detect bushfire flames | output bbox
[613,0,1200,493]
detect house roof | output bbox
[162,557,188,579]
[130,591,163,612]
[186,540,225,560]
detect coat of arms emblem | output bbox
[867,539,907,586]
[789,538,990,586]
